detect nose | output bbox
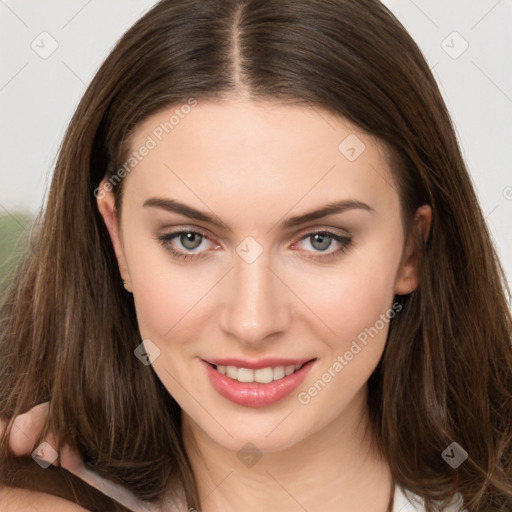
[219,250,291,347]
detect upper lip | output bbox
[203,357,316,370]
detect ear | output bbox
[96,180,132,292]
[394,204,432,295]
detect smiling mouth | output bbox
[208,362,310,384]
[203,358,317,407]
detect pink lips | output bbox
[201,358,316,408]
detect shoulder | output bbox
[0,486,90,511]
[394,485,467,512]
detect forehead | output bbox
[122,99,400,222]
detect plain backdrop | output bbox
[0,0,511,288]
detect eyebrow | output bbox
[142,197,374,230]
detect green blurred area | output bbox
[0,211,32,301]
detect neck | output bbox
[180,386,394,512]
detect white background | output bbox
[0,0,511,287]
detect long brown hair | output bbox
[1,0,511,510]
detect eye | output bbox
[293,230,352,261]
[156,228,352,262]
[156,229,218,261]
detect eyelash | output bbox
[156,228,352,262]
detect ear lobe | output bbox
[394,204,432,295]
[96,180,131,290]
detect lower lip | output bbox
[201,359,316,408]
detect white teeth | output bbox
[285,365,296,376]
[237,367,254,383]
[214,363,304,383]
[273,366,285,380]
[226,366,238,379]
[254,367,274,383]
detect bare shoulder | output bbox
[0,486,90,511]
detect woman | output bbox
[0,0,511,511]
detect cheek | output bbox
[291,238,403,410]
[124,235,215,340]
[288,233,402,354]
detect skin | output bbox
[97,98,431,512]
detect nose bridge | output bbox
[219,248,289,344]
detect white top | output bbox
[394,485,466,512]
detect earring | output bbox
[122,279,133,293]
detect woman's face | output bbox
[98,99,427,453]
